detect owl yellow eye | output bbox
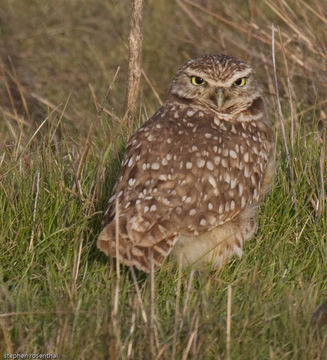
[234,77,246,87]
[191,76,206,86]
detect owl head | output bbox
[169,54,262,115]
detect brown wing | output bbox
[98,108,183,272]
[97,104,273,272]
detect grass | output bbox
[0,0,326,359]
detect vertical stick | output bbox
[149,248,155,358]
[319,128,326,218]
[113,199,121,319]
[277,28,296,151]
[127,296,137,359]
[110,199,121,357]
[29,170,40,251]
[182,270,195,320]
[172,257,183,360]
[226,285,232,360]
[72,235,84,294]
[271,24,297,210]
[123,0,144,130]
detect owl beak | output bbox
[216,88,225,110]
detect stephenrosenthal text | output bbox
[3,354,59,359]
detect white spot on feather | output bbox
[224,173,231,184]
[230,150,237,159]
[214,156,220,165]
[230,178,237,189]
[151,162,160,170]
[206,161,214,170]
[200,218,207,226]
[214,118,220,127]
[233,245,243,258]
[128,178,135,186]
[208,176,217,188]
[244,165,250,178]
[189,209,196,216]
[197,159,205,168]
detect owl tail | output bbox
[97,218,177,273]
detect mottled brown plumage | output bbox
[97,54,274,273]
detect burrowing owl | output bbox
[97,54,274,273]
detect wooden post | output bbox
[123,0,144,131]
